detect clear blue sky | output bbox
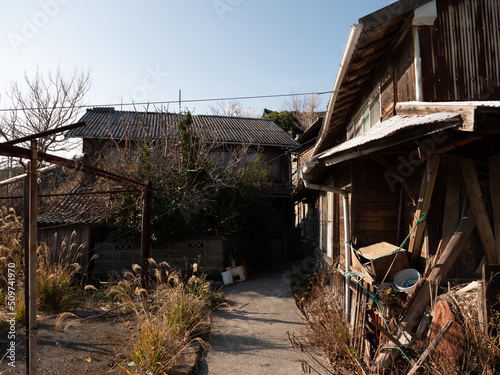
[0,0,395,116]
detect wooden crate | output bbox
[358,242,409,284]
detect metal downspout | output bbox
[302,177,351,323]
[413,26,423,101]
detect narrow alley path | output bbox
[197,262,313,375]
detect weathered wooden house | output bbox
[293,116,323,256]
[295,0,500,370]
[37,185,112,273]
[49,108,300,274]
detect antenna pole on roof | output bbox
[179,89,181,113]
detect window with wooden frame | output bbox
[347,86,381,139]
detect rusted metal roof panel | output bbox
[318,112,461,164]
[420,0,500,101]
[67,108,299,148]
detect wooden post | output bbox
[461,158,497,264]
[28,140,38,375]
[23,176,30,373]
[410,155,440,263]
[141,181,152,289]
[430,164,463,273]
[489,155,500,263]
[435,164,462,260]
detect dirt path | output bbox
[198,262,321,375]
[0,309,134,375]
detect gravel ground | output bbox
[0,309,133,375]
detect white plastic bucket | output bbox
[222,270,233,285]
[393,268,421,292]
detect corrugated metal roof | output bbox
[359,0,433,30]
[38,185,113,225]
[318,112,461,163]
[67,108,299,148]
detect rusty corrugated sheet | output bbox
[68,108,299,148]
[420,0,500,101]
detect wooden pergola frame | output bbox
[0,122,152,375]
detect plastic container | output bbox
[393,268,421,292]
[222,270,234,285]
[231,266,247,282]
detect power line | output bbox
[0,91,334,113]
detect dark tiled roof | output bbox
[296,116,323,145]
[67,108,299,148]
[38,185,113,225]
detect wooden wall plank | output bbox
[489,155,500,263]
[435,164,462,261]
[461,158,497,264]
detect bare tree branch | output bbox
[208,100,259,118]
[1,66,91,158]
[282,92,323,128]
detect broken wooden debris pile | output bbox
[343,156,500,373]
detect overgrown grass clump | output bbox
[113,260,225,375]
[0,207,83,314]
[0,207,25,323]
[36,239,83,312]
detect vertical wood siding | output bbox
[395,32,417,102]
[351,158,400,248]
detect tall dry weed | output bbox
[36,231,84,311]
[0,210,84,313]
[299,272,365,374]
[0,207,24,285]
[115,259,222,375]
